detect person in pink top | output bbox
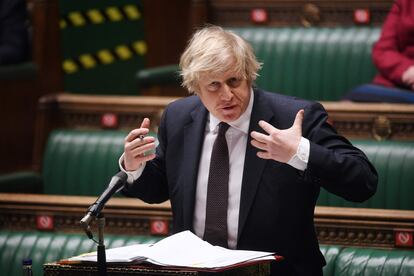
[372,0,414,90]
[344,0,414,102]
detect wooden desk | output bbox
[44,262,270,276]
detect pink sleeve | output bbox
[372,0,414,86]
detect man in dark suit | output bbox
[120,26,378,275]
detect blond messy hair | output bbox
[179,25,262,94]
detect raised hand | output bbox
[123,118,156,171]
[250,110,304,163]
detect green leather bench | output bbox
[0,230,161,276]
[317,140,414,210]
[0,129,127,196]
[1,230,413,276]
[42,129,128,196]
[137,27,380,101]
[0,62,38,80]
[320,244,414,276]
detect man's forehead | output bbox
[200,70,242,82]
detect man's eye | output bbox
[228,78,241,87]
[207,82,220,91]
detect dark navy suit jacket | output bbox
[123,88,378,275]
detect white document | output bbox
[67,230,276,269]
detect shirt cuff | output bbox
[287,137,309,171]
[118,153,146,184]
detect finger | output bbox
[258,120,278,135]
[293,110,304,128]
[139,153,156,163]
[129,136,155,149]
[140,118,150,129]
[256,151,271,160]
[125,128,150,143]
[250,130,271,144]
[250,139,268,151]
[126,137,156,154]
[131,142,156,157]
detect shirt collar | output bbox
[209,88,254,134]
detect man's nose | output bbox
[220,84,233,100]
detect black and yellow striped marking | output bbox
[62,40,147,74]
[60,4,141,29]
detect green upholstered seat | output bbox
[0,171,42,193]
[136,64,181,89]
[230,27,380,101]
[319,245,414,276]
[0,62,38,80]
[0,230,161,276]
[42,129,127,196]
[317,140,414,210]
[334,247,414,276]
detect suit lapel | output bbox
[238,89,274,240]
[182,102,208,229]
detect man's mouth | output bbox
[221,104,235,110]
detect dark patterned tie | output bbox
[204,122,230,248]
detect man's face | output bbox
[196,70,251,122]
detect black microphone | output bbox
[80,171,128,238]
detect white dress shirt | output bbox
[119,89,310,249]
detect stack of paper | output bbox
[65,230,277,270]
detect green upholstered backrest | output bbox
[42,129,127,196]
[231,27,380,101]
[334,247,414,276]
[319,245,343,276]
[0,230,161,276]
[319,245,414,276]
[317,140,414,210]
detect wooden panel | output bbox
[0,78,40,173]
[206,0,393,27]
[0,0,63,174]
[31,0,63,94]
[142,0,193,68]
[0,193,171,236]
[1,193,413,249]
[322,101,414,141]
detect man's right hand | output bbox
[123,118,156,171]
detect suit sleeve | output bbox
[302,102,378,202]
[121,106,170,203]
[372,0,414,87]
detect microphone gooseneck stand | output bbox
[80,211,108,276]
[79,171,128,276]
[97,213,107,276]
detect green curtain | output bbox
[59,0,145,95]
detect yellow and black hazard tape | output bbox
[62,40,147,74]
[60,4,141,29]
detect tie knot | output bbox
[218,122,230,136]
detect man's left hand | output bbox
[250,109,304,163]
